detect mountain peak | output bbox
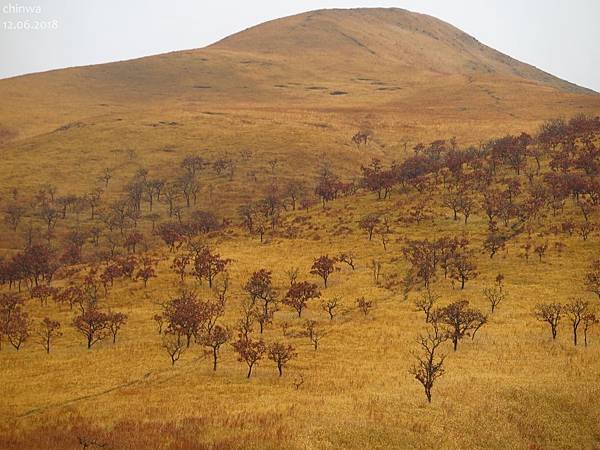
[211,7,592,95]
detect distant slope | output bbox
[0,7,598,144]
[212,8,593,95]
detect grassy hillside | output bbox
[0,154,599,449]
[1,8,599,143]
[0,7,599,450]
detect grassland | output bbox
[1,7,600,450]
[0,167,599,449]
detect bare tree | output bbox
[534,303,562,340]
[285,267,299,286]
[338,252,356,270]
[564,298,589,346]
[322,297,341,320]
[582,312,598,347]
[356,297,373,316]
[4,204,26,231]
[36,317,61,354]
[584,260,600,299]
[414,288,440,322]
[267,342,296,376]
[304,319,327,350]
[483,274,507,313]
[162,332,186,365]
[409,321,448,403]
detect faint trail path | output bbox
[16,355,204,419]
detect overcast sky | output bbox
[0,0,598,91]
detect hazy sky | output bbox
[1,0,599,91]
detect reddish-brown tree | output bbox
[199,324,230,371]
[310,255,337,288]
[358,214,380,241]
[283,282,321,317]
[30,284,57,307]
[191,246,231,288]
[73,308,109,349]
[135,256,157,287]
[232,336,266,378]
[449,253,478,289]
[107,311,128,344]
[171,254,190,283]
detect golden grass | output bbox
[0,188,598,449]
[1,8,600,448]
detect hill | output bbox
[0,8,599,450]
[0,7,599,144]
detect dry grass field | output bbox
[0,188,599,449]
[0,7,599,450]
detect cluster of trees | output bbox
[0,253,163,352]
[155,257,341,376]
[401,236,477,290]
[1,114,599,407]
[534,297,598,346]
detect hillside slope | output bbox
[0,8,598,144]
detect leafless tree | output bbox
[304,319,327,350]
[409,321,448,403]
[322,297,341,320]
[338,252,356,270]
[36,317,61,354]
[285,267,299,286]
[564,298,589,346]
[483,275,507,313]
[356,297,373,316]
[534,303,562,340]
[582,312,598,347]
[162,332,186,365]
[414,288,440,322]
[584,260,600,299]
